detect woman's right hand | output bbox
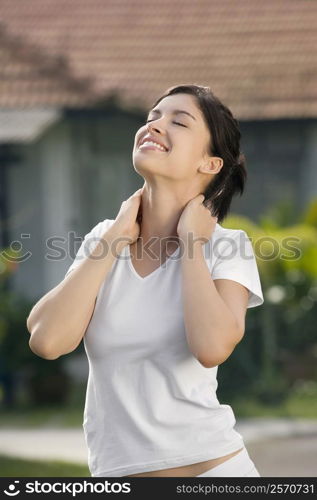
[109,186,144,251]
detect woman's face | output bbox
[132,93,215,186]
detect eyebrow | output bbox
[148,108,197,122]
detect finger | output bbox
[133,188,143,196]
[192,193,205,202]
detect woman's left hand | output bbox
[176,194,218,244]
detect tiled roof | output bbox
[0,24,98,107]
[0,0,316,119]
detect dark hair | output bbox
[150,84,247,223]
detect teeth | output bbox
[140,140,167,151]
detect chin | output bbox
[132,156,162,174]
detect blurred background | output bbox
[0,0,316,477]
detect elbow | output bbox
[28,333,60,360]
[26,313,34,334]
[198,358,218,369]
[192,323,245,369]
[197,354,226,369]
[29,341,60,360]
[197,342,240,369]
[26,301,40,332]
[233,321,245,345]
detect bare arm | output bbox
[26,228,125,360]
[180,241,249,368]
[26,186,143,360]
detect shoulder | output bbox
[87,218,116,237]
[203,223,254,269]
[212,223,244,238]
[207,224,264,308]
[210,223,247,250]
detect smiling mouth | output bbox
[138,140,168,152]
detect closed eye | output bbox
[146,119,187,128]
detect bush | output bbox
[218,197,317,406]
[0,285,71,408]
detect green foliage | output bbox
[0,246,21,284]
[233,379,317,418]
[0,284,71,407]
[302,198,317,228]
[218,196,317,406]
[0,289,34,370]
[0,455,89,477]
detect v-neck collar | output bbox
[127,244,180,281]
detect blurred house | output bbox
[0,0,316,301]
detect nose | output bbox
[147,118,165,135]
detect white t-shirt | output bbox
[65,218,264,477]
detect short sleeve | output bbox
[64,219,114,278]
[210,229,264,308]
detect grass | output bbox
[233,381,317,419]
[0,406,83,428]
[233,394,317,419]
[0,382,85,428]
[0,455,90,477]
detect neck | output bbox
[138,183,194,248]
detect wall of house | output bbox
[231,119,317,222]
[9,119,77,301]
[8,141,45,301]
[66,108,144,227]
[9,108,144,301]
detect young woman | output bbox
[27,84,264,477]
